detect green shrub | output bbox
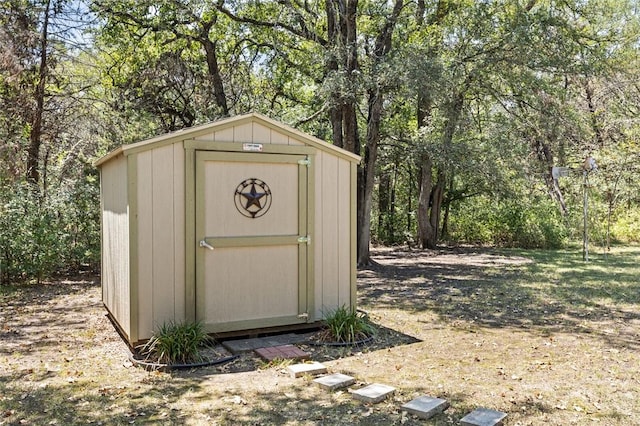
[611,210,640,243]
[446,196,494,245]
[0,172,100,284]
[140,321,212,365]
[323,306,375,343]
[447,195,568,249]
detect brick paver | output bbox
[254,344,310,361]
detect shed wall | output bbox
[192,120,304,146]
[100,154,131,337]
[313,151,355,318]
[135,143,186,340]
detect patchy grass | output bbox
[1,246,639,425]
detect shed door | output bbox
[195,151,311,333]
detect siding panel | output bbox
[337,159,351,306]
[151,145,176,330]
[173,142,186,321]
[136,151,153,339]
[270,129,288,145]
[252,122,272,143]
[233,123,253,141]
[213,127,233,141]
[101,155,131,335]
[320,152,339,316]
[313,152,324,319]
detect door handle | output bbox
[199,240,214,250]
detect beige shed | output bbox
[95,113,361,345]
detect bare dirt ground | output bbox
[1,246,639,425]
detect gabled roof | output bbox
[94,112,361,167]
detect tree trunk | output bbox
[325,0,343,149]
[329,106,343,148]
[342,0,359,155]
[417,155,435,248]
[441,177,454,240]
[416,90,435,248]
[201,28,229,117]
[357,87,382,266]
[584,80,604,147]
[389,164,397,241]
[355,0,402,265]
[406,164,413,238]
[535,137,568,215]
[430,171,446,243]
[427,92,462,243]
[378,172,390,240]
[324,0,358,154]
[27,0,51,186]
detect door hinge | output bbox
[297,235,311,245]
[298,158,311,167]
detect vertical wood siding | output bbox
[135,144,186,340]
[100,155,131,336]
[313,151,355,319]
[337,157,352,306]
[194,123,304,146]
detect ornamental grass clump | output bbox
[140,321,212,365]
[322,306,375,344]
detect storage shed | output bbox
[95,113,361,345]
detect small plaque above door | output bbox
[243,143,263,152]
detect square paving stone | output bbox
[255,345,310,361]
[223,334,308,353]
[351,383,396,403]
[460,408,507,426]
[287,362,328,378]
[401,396,449,420]
[313,373,356,391]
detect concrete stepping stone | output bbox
[223,333,309,353]
[254,344,310,361]
[313,373,356,391]
[287,361,328,378]
[460,408,507,426]
[400,396,449,420]
[351,383,396,403]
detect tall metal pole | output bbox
[583,171,589,262]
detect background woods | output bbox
[1,0,640,282]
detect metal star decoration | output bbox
[241,182,266,210]
[234,178,272,218]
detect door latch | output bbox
[297,235,311,245]
[199,240,214,250]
